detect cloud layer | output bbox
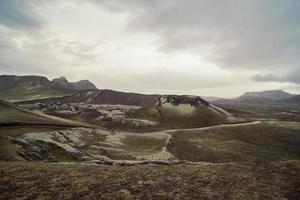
[0,0,299,97]
[97,0,300,70]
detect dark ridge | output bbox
[17,89,160,106]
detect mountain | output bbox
[20,89,159,106]
[0,75,97,102]
[132,95,243,128]
[279,95,300,104]
[52,76,97,90]
[235,90,295,101]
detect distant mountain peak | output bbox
[237,89,295,101]
[52,76,98,90]
[52,76,68,83]
[244,89,287,95]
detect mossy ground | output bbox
[0,160,299,200]
[168,123,300,163]
[121,135,167,156]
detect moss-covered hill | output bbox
[133,95,243,128]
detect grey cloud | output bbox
[252,69,300,84]
[0,27,101,76]
[95,0,300,70]
[1,0,299,95]
[0,36,58,75]
[0,0,43,30]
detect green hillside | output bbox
[0,99,87,127]
[133,96,242,128]
[0,85,74,102]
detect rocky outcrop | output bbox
[5,127,175,162]
[20,102,159,129]
[4,128,112,161]
[158,95,210,107]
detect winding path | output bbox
[165,121,261,133]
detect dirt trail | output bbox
[165,121,261,133]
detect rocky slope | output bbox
[21,89,159,106]
[20,102,159,131]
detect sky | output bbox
[0,0,300,98]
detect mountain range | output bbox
[0,75,299,105]
[0,75,97,102]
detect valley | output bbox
[0,75,299,199]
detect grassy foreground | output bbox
[168,123,300,163]
[0,161,299,200]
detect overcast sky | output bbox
[0,0,299,97]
